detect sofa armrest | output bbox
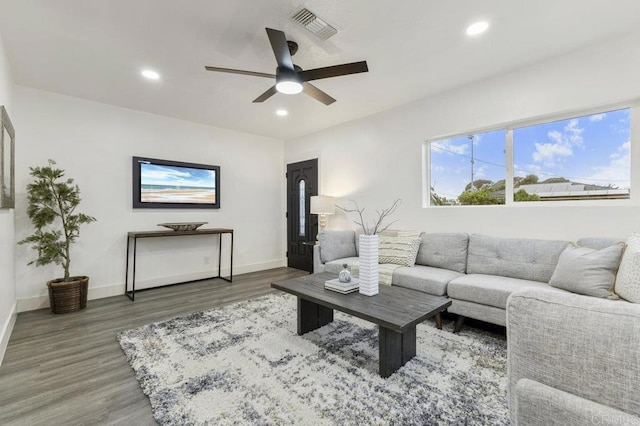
[313,244,325,273]
[515,379,640,426]
[507,288,640,424]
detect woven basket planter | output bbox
[47,276,89,314]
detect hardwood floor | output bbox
[0,267,308,426]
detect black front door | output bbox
[286,159,318,272]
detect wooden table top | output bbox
[272,272,451,333]
[127,228,233,238]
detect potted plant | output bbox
[19,160,96,314]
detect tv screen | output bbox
[132,157,220,209]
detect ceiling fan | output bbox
[205,28,369,105]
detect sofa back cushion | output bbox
[467,234,569,282]
[577,237,624,250]
[416,233,469,273]
[318,230,356,263]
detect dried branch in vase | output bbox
[336,199,401,235]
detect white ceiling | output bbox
[1,0,639,140]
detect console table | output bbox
[124,228,233,301]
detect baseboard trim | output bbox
[17,259,287,313]
[0,302,17,366]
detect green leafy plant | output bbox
[18,160,96,281]
[458,189,503,205]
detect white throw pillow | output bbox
[615,233,640,303]
[548,243,625,298]
[378,235,421,267]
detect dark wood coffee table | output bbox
[271,272,451,377]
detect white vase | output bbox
[358,234,379,296]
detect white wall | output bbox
[0,31,16,365]
[285,31,640,241]
[14,87,285,311]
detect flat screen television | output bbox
[132,156,220,209]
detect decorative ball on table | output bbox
[339,264,352,283]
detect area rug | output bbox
[117,293,508,425]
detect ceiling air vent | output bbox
[290,7,338,41]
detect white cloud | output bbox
[586,140,630,188]
[431,139,469,155]
[565,119,584,146]
[514,163,542,177]
[532,142,573,167]
[531,119,584,167]
[588,113,606,122]
[474,164,488,179]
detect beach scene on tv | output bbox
[140,163,216,204]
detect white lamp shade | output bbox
[310,196,336,215]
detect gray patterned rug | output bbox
[118,293,508,425]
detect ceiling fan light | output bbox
[276,80,303,94]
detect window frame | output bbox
[424,102,640,208]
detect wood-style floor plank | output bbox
[0,267,308,426]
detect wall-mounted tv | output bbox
[132,156,220,209]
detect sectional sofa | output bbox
[314,229,640,424]
[313,230,618,329]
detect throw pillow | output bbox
[615,233,640,303]
[548,243,625,298]
[378,235,421,267]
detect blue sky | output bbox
[430,109,630,199]
[141,164,216,188]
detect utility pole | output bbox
[469,135,475,191]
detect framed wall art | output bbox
[1,106,15,209]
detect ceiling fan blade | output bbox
[303,82,336,105]
[265,28,294,70]
[205,66,275,79]
[299,61,369,82]
[253,85,278,103]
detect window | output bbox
[513,109,630,202]
[426,106,633,206]
[299,179,306,236]
[430,129,506,206]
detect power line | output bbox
[430,144,629,183]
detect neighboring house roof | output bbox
[518,183,629,200]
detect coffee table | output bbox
[271,272,452,377]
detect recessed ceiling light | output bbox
[276,109,288,117]
[141,69,160,80]
[466,21,489,36]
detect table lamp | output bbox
[310,195,335,230]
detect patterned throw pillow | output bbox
[378,235,422,267]
[615,233,640,303]
[548,243,625,298]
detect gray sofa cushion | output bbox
[392,265,463,296]
[416,233,469,273]
[324,257,359,274]
[448,274,561,309]
[577,237,624,250]
[318,230,356,263]
[467,234,569,282]
[548,243,624,298]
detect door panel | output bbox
[287,159,318,272]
